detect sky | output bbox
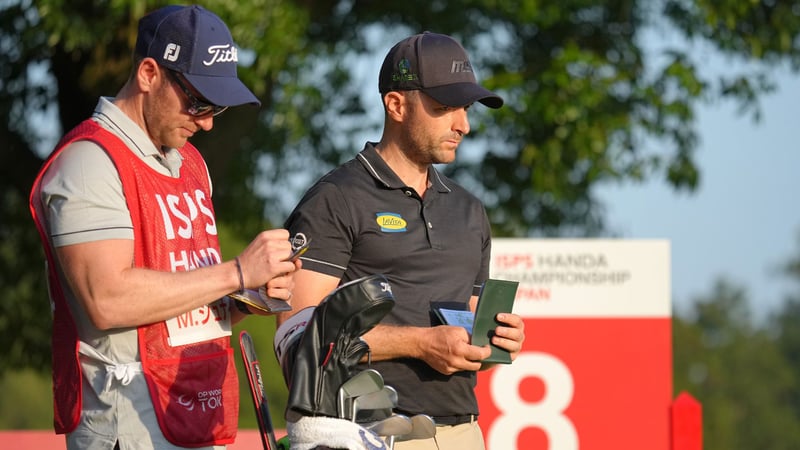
[597,69,800,319]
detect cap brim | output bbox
[423,82,504,109]
[183,73,261,108]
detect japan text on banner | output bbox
[477,239,672,450]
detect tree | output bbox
[770,232,800,437]
[673,279,800,449]
[5,0,800,375]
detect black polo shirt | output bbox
[285,142,492,419]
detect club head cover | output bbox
[285,274,395,421]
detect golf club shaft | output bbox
[240,331,279,450]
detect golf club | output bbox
[352,385,398,422]
[395,414,437,442]
[239,331,279,450]
[337,368,384,419]
[365,413,413,437]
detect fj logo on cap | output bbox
[163,44,181,62]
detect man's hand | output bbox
[237,229,299,301]
[417,325,492,375]
[490,312,526,361]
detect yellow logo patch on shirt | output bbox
[376,213,407,232]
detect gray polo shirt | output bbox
[284,142,491,420]
[38,98,222,450]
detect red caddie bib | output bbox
[29,120,238,446]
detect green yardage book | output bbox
[471,279,519,364]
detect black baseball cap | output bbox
[378,32,503,109]
[135,5,260,108]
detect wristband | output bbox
[234,257,245,293]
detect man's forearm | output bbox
[360,324,428,362]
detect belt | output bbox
[432,414,477,426]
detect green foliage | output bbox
[0,189,51,373]
[0,369,52,429]
[674,278,800,449]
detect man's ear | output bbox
[383,91,406,123]
[136,57,161,93]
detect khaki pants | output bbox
[392,421,485,450]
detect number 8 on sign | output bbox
[488,353,578,450]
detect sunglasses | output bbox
[167,70,228,117]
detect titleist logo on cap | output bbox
[204,44,238,66]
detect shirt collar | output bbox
[92,97,184,176]
[357,142,452,194]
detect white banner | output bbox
[490,239,671,318]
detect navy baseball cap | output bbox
[378,32,503,109]
[135,5,260,108]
